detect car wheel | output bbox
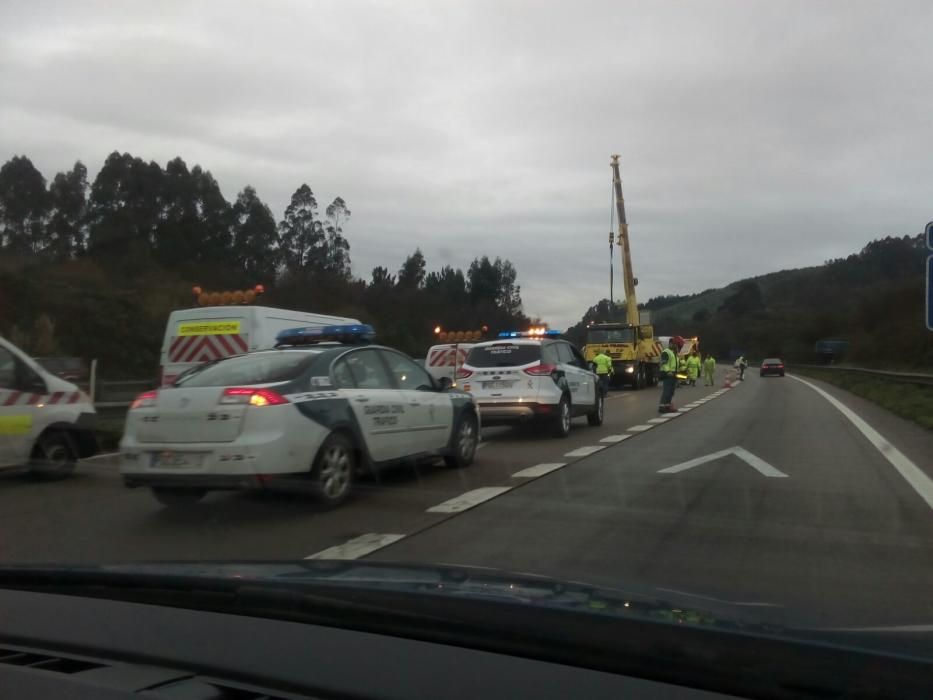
[445,411,478,468]
[151,487,207,507]
[29,431,77,480]
[552,395,572,438]
[587,393,604,426]
[311,433,356,507]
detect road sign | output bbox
[927,255,933,331]
[657,446,788,477]
[927,221,933,251]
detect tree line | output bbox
[0,153,531,376]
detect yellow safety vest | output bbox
[660,348,677,373]
[594,353,613,375]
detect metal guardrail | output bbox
[794,364,933,387]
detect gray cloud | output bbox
[2,0,931,328]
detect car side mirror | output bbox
[437,376,453,391]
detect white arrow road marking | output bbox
[512,462,567,478]
[306,533,405,560]
[790,375,933,511]
[564,445,606,457]
[600,434,631,443]
[658,446,788,477]
[427,487,512,513]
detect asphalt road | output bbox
[1,370,931,630]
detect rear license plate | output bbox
[483,380,514,389]
[150,451,203,469]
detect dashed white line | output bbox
[305,533,405,560]
[677,407,693,413]
[627,424,654,432]
[646,417,671,423]
[564,445,606,457]
[600,434,632,443]
[790,375,933,511]
[512,462,567,478]
[427,486,512,513]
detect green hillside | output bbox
[568,234,933,369]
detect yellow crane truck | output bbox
[583,156,662,390]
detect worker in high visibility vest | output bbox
[703,353,716,386]
[659,336,684,413]
[592,350,613,397]
[685,351,701,387]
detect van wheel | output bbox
[587,394,604,426]
[311,433,356,507]
[445,411,478,468]
[552,395,572,438]
[152,487,207,507]
[29,431,77,480]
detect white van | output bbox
[0,335,97,478]
[424,342,475,386]
[160,306,361,386]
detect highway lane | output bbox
[370,372,933,629]
[0,374,715,563]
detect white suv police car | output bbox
[120,324,479,508]
[458,331,603,437]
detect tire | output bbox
[552,395,572,438]
[151,487,207,507]
[587,393,604,427]
[29,431,77,480]
[444,411,478,468]
[310,433,356,507]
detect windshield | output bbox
[1,0,932,678]
[586,328,636,344]
[466,344,541,367]
[177,352,319,387]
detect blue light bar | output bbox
[497,329,562,338]
[275,323,375,346]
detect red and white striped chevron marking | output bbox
[428,346,469,367]
[1,390,83,406]
[168,334,249,363]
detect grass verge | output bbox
[793,368,933,432]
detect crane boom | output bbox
[610,154,639,326]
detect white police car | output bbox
[457,330,603,437]
[120,324,479,508]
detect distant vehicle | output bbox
[123,324,479,508]
[0,336,97,478]
[458,330,602,438]
[760,358,785,377]
[424,342,475,387]
[160,297,360,387]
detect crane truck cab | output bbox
[583,322,661,389]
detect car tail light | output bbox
[524,363,557,376]
[130,390,158,410]
[456,367,473,379]
[220,387,290,407]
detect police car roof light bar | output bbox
[275,323,376,346]
[497,329,562,338]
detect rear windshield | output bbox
[763,358,783,364]
[466,344,540,367]
[176,351,320,387]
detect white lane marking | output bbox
[306,533,405,560]
[790,375,933,511]
[564,445,606,457]
[647,417,672,423]
[427,486,512,513]
[600,434,631,443]
[627,424,654,432]
[658,446,788,478]
[677,408,693,413]
[512,462,567,478]
[477,442,489,450]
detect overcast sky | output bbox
[2,0,931,328]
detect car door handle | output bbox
[354,397,370,403]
